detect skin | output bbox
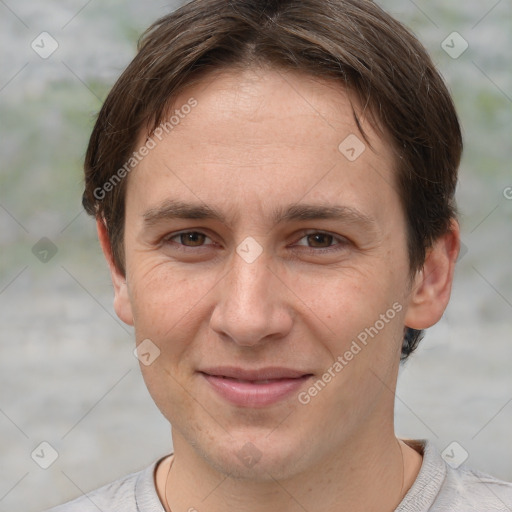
[98,66,460,512]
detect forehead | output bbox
[127,67,399,226]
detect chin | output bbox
[195,427,311,481]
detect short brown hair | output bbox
[82,0,462,361]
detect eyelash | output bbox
[162,230,349,254]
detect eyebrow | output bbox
[142,199,377,230]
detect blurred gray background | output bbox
[0,1,511,510]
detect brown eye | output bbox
[178,232,206,246]
[293,231,349,252]
[166,231,212,248]
[306,233,334,248]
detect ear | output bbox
[96,218,134,326]
[404,219,460,330]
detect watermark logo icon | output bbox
[441,441,469,469]
[338,134,366,161]
[441,32,468,59]
[236,237,263,264]
[31,441,59,469]
[31,32,59,59]
[236,442,262,468]
[32,237,58,263]
[134,339,161,366]
[457,240,468,262]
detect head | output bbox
[84,0,461,479]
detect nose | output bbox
[209,249,293,347]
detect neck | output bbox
[156,426,423,512]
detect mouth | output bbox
[199,367,314,407]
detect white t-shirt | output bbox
[44,439,512,511]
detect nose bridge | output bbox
[210,247,292,345]
[230,251,272,310]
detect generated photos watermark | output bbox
[93,97,198,201]
[298,301,403,405]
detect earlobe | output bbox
[96,218,134,326]
[404,219,460,330]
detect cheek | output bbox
[286,262,390,329]
[128,262,215,421]
[139,360,201,440]
[303,273,405,420]
[128,258,218,336]
[291,259,406,374]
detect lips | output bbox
[199,366,313,407]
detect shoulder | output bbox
[433,463,512,511]
[398,439,512,512]
[42,458,163,512]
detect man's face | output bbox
[116,67,415,479]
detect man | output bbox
[46,0,512,510]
